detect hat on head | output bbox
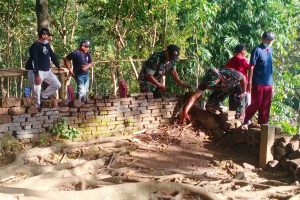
[202,68,220,87]
[234,44,246,53]
[262,31,275,40]
[38,27,53,37]
[167,44,180,61]
[80,40,91,47]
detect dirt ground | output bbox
[0,124,299,200]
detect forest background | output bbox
[0,0,299,134]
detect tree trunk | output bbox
[36,0,49,31]
[61,0,69,48]
[71,0,79,41]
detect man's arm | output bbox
[48,45,60,69]
[178,89,202,123]
[171,69,190,89]
[146,74,166,92]
[238,72,247,94]
[82,54,94,72]
[31,44,39,76]
[247,65,254,92]
[31,44,42,85]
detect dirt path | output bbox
[0,124,298,200]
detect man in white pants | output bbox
[25,28,61,107]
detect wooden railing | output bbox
[0,68,69,99]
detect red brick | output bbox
[0,108,9,115]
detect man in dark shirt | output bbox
[26,28,61,107]
[64,40,93,102]
[179,67,247,123]
[243,31,275,126]
[138,44,190,98]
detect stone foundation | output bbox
[0,93,182,142]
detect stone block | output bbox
[0,124,8,132]
[94,95,103,100]
[0,108,9,115]
[12,117,26,123]
[21,97,36,107]
[9,125,22,131]
[86,99,95,104]
[0,98,21,107]
[259,125,275,169]
[58,107,70,112]
[96,103,106,107]
[69,108,78,112]
[86,111,95,116]
[68,100,83,108]
[9,107,26,115]
[0,115,12,124]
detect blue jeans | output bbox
[75,74,89,102]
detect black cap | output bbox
[262,31,275,40]
[234,44,246,53]
[167,44,180,61]
[80,40,91,47]
[38,28,53,37]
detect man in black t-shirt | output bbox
[64,40,93,102]
[26,28,61,107]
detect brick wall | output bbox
[0,93,182,143]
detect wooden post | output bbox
[59,74,66,99]
[20,76,24,98]
[7,77,10,97]
[259,125,275,169]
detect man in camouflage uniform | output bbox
[138,44,190,98]
[179,67,247,123]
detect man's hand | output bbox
[178,112,191,124]
[82,62,94,72]
[238,92,247,100]
[180,82,191,89]
[69,70,75,77]
[82,64,89,72]
[34,75,42,85]
[158,85,167,92]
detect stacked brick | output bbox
[0,93,180,142]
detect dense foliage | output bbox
[0,0,299,133]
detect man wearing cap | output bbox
[26,27,61,107]
[179,67,247,123]
[226,44,250,120]
[64,40,93,103]
[243,31,275,126]
[138,44,190,98]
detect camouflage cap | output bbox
[202,68,220,87]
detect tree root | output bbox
[223,185,300,199]
[0,182,224,200]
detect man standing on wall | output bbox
[64,40,93,103]
[243,31,275,127]
[26,28,61,108]
[138,44,190,98]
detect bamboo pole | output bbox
[20,76,23,98]
[129,57,139,80]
